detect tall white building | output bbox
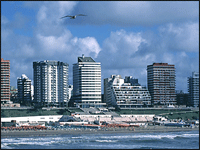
[188,72,199,107]
[17,74,32,105]
[73,55,102,108]
[33,60,69,106]
[68,85,73,101]
[104,75,151,108]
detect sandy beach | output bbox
[1,126,199,138]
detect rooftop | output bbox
[78,54,95,62]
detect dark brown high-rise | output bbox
[1,58,10,102]
[147,63,176,105]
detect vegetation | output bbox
[161,111,199,120]
[114,109,199,120]
[115,109,180,115]
[1,107,199,121]
[1,109,70,117]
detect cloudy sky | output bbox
[1,1,199,93]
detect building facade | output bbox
[1,58,10,103]
[175,90,189,106]
[33,60,69,106]
[17,74,32,106]
[147,63,176,105]
[68,85,73,101]
[188,72,199,107]
[104,75,151,108]
[73,55,102,108]
[10,86,18,103]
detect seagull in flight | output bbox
[60,14,87,19]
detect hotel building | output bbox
[33,60,69,106]
[17,74,32,105]
[1,58,10,103]
[188,72,199,107]
[147,63,176,105]
[73,55,102,108]
[104,75,151,108]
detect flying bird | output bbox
[60,14,87,19]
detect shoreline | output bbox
[1,126,199,138]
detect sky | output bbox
[1,1,199,93]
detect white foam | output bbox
[1,143,12,149]
[71,136,82,139]
[181,134,199,138]
[95,139,118,143]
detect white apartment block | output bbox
[104,75,151,108]
[188,71,199,107]
[33,60,69,106]
[73,55,102,108]
[68,85,73,100]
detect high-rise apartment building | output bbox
[68,85,73,101]
[17,74,32,105]
[175,90,188,106]
[147,63,176,105]
[10,86,18,103]
[104,75,151,108]
[33,60,69,106]
[188,72,199,107]
[1,58,10,103]
[73,55,102,108]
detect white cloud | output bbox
[97,29,146,69]
[97,21,199,92]
[1,1,199,93]
[72,37,101,58]
[58,1,78,16]
[73,1,199,26]
[159,22,199,52]
[37,5,47,23]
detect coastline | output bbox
[1,126,199,138]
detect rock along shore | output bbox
[1,126,199,138]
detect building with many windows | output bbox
[104,75,151,108]
[33,60,69,106]
[10,86,18,103]
[73,55,103,108]
[188,72,199,107]
[1,58,10,103]
[147,63,176,105]
[17,74,32,106]
[175,90,188,106]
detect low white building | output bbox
[1,115,63,126]
[104,75,151,108]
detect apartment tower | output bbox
[33,60,69,106]
[147,63,176,105]
[73,54,101,108]
[1,58,10,102]
[188,72,199,107]
[17,74,32,105]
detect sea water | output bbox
[1,130,199,149]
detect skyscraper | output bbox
[147,63,176,105]
[33,60,69,106]
[1,58,10,103]
[73,54,101,108]
[188,72,199,107]
[17,74,32,105]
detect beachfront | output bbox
[1,125,199,138]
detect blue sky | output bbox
[1,1,199,93]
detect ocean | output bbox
[1,130,199,149]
